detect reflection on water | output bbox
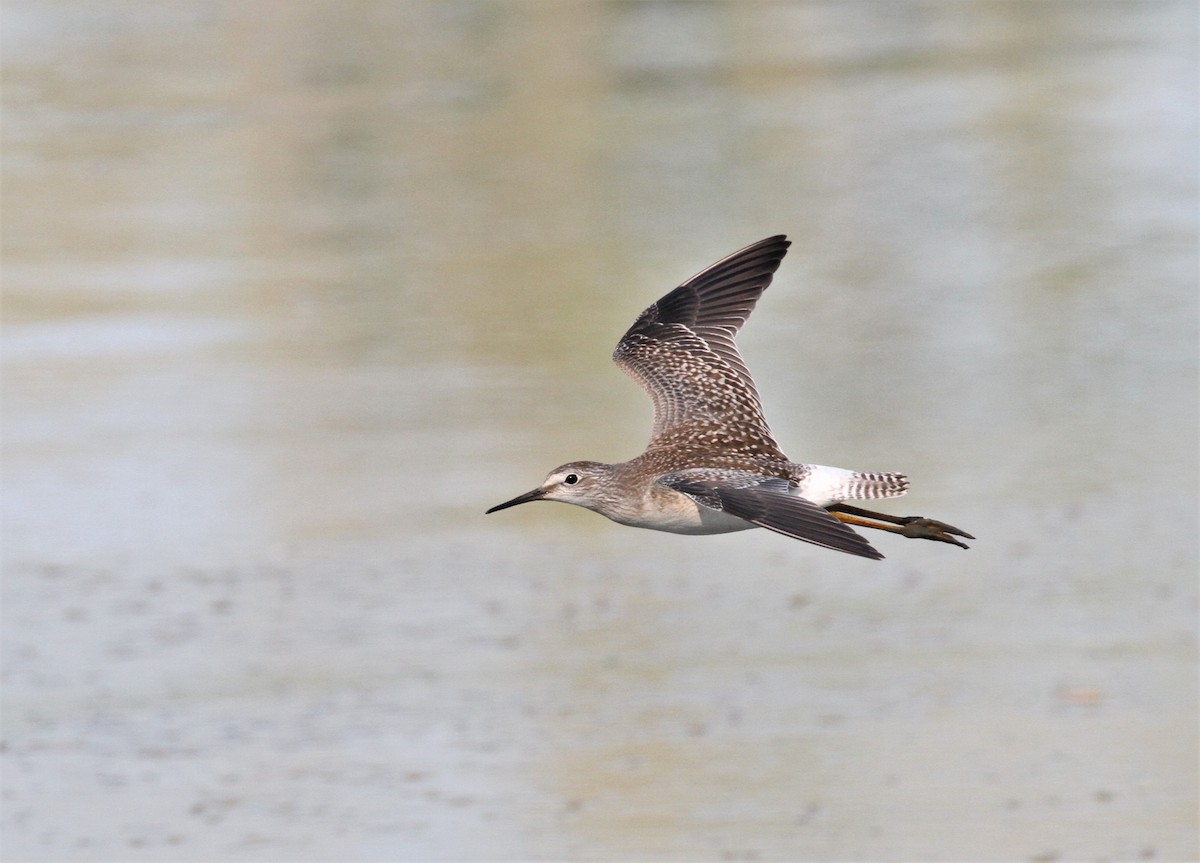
[3,1,1196,860]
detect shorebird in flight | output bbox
[486,236,972,559]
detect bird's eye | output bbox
[564,473,579,485]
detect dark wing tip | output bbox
[628,235,793,336]
[681,235,791,290]
[728,488,882,559]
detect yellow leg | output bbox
[828,504,974,549]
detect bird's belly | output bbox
[610,492,759,535]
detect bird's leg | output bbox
[827,503,974,550]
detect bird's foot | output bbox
[896,517,974,549]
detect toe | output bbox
[899,517,972,549]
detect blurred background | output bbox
[2,2,1196,860]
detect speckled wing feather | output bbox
[613,236,792,452]
[663,471,884,560]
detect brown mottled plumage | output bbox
[487,236,972,559]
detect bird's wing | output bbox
[662,470,884,560]
[612,236,791,452]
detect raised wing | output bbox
[612,236,791,450]
[663,470,884,560]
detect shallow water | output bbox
[3,2,1197,860]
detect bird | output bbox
[485,235,972,559]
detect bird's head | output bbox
[485,461,612,514]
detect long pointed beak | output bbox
[485,487,545,514]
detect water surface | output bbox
[3,2,1197,860]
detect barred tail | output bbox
[846,471,908,500]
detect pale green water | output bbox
[3,2,1197,860]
